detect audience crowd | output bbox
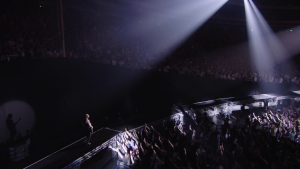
[109,102,300,169]
[2,1,300,168]
[1,1,300,84]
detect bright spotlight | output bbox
[121,0,228,60]
[244,0,289,73]
[248,0,289,64]
[0,101,35,143]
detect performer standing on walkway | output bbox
[83,114,93,145]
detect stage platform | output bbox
[8,110,242,169]
[72,109,243,169]
[4,128,118,169]
[80,148,117,169]
[3,105,177,169]
[3,96,278,169]
[32,128,118,169]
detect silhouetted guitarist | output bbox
[6,114,21,142]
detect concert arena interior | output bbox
[1,0,300,169]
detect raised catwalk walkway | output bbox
[24,128,118,169]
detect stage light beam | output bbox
[121,0,228,59]
[244,0,289,73]
[248,0,289,64]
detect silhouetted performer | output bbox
[6,114,21,142]
[82,114,93,145]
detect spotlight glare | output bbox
[121,0,227,61]
[244,0,289,74]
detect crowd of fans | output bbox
[1,1,300,84]
[108,101,300,169]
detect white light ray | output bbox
[121,0,228,58]
[244,0,273,73]
[244,0,290,74]
[292,90,300,95]
[248,0,289,64]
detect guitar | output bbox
[15,118,21,125]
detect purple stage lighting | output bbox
[244,0,289,74]
[277,25,300,57]
[248,0,289,64]
[121,0,228,59]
